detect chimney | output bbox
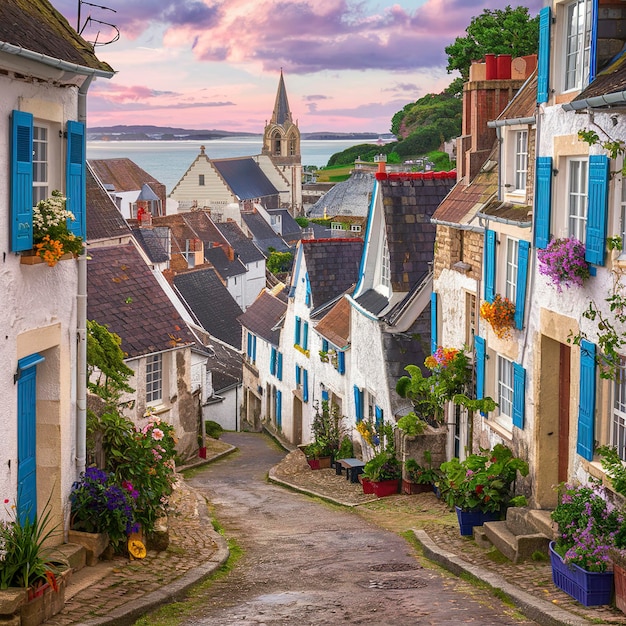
[374,153,387,174]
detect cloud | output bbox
[383,82,419,93]
[303,95,330,102]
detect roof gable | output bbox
[238,290,286,345]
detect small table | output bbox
[338,458,366,483]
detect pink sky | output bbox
[55,0,543,134]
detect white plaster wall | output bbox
[204,386,240,431]
[169,157,235,209]
[242,260,266,310]
[114,190,139,219]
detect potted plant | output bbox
[334,435,355,475]
[550,481,619,606]
[440,444,528,535]
[403,451,440,495]
[480,294,516,339]
[302,441,333,469]
[362,450,401,497]
[537,236,590,292]
[304,400,347,469]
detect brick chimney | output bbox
[457,54,537,182]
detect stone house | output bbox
[0,0,113,531]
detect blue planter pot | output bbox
[549,541,613,606]
[455,506,501,536]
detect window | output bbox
[612,359,626,460]
[350,224,362,232]
[514,130,528,192]
[199,174,205,186]
[381,232,391,289]
[505,238,519,304]
[33,125,48,205]
[564,0,592,92]
[568,158,588,241]
[497,355,514,428]
[465,292,476,348]
[146,354,163,404]
[331,223,343,231]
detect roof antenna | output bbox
[77,0,120,47]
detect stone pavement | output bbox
[45,439,626,626]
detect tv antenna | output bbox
[77,0,120,47]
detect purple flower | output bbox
[537,237,590,292]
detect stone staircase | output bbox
[475,507,556,563]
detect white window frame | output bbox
[33,124,49,205]
[146,353,163,404]
[564,0,592,92]
[612,359,626,460]
[514,130,528,193]
[505,238,519,304]
[496,355,514,431]
[568,158,588,242]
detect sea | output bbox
[86,137,376,194]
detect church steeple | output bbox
[262,70,300,164]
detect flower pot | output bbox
[455,506,501,536]
[68,529,109,566]
[20,250,74,265]
[402,479,432,495]
[549,541,613,606]
[371,478,400,498]
[307,456,331,470]
[359,475,375,494]
[18,569,70,626]
[198,446,207,459]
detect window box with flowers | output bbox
[21,191,83,266]
[480,294,515,339]
[537,237,590,292]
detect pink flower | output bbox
[152,428,164,441]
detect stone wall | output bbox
[396,426,447,480]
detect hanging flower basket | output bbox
[537,237,590,292]
[480,294,515,339]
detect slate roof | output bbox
[574,50,626,102]
[307,171,375,218]
[354,289,389,316]
[314,296,351,349]
[207,342,242,392]
[216,219,268,262]
[301,238,363,310]
[87,244,195,359]
[86,166,131,242]
[377,172,457,291]
[204,246,246,278]
[239,212,290,254]
[267,209,302,243]
[0,0,113,74]
[88,158,167,210]
[431,157,498,226]
[151,214,200,266]
[272,71,293,126]
[212,158,279,200]
[173,268,243,349]
[131,228,169,263]
[180,211,226,247]
[237,290,286,345]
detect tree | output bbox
[445,6,539,79]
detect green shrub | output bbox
[205,420,224,439]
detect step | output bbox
[527,508,557,540]
[473,526,493,550]
[44,542,86,572]
[482,521,550,563]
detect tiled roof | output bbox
[301,238,363,309]
[212,158,279,200]
[431,157,498,226]
[173,268,243,349]
[479,199,532,225]
[378,173,457,292]
[87,244,195,359]
[207,342,242,392]
[180,211,225,247]
[307,171,374,218]
[237,290,286,345]
[131,228,169,263]
[495,72,537,121]
[204,247,246,278]
[314,296,351,348]
[0,0,113,74]
[217,218,274,260]
[354,289,389,316]
[86,166,131,242]
[574,51,626,101]
[88,159,167,209]
[240,212,290,254]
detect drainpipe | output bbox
[75,75,93,475]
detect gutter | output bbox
[0,41,115,78]
[476,211,532,228]
[562,90,626,112]
[431,217,484,233]
[487,116,536,128]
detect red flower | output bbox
[475,484,484,494]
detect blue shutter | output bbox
[270,347,277,375]
[277,352,283,380]
[375,405,383,429]
[534,157,553,249]
[303,369,309,403]
[484,230,496,302]
[296,365,301,385]
[252,335,257,363]
[338,351,345,375]
[66,120,86,239]
[475,336,486,401]
[305,273,311,306]
[294,316,301,346]
[577,340,597,461]
[585,155,609,266]
[276,390,282,428]
[514,241,530,330]
[430,291,438,355]
[322,339,329,353]
[512,362,526,429]
[322,389,329,401]
[353,385,363,422]
[589,0,598,84]
[247,332,252,358]
[537,6,551,103]
[11,110,34,252]
[303,321,309,350]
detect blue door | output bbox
[17,353,44,524]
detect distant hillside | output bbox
[87,125,384,142]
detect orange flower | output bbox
[35,235,65,266]
[480,295,515,339]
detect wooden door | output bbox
[558,343,571,484]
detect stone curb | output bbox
[77,491,230,626]
[412,529,589,626]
